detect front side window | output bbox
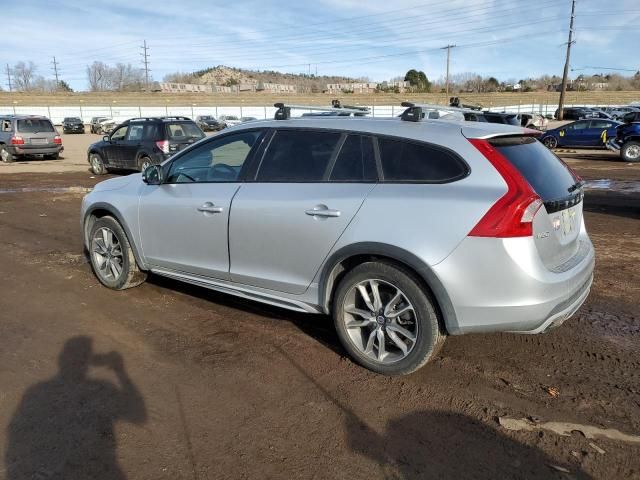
[256,130,341,182]
[166,130,262,183]
[378,137,468,183]
[330,134,377,182]
[566,121,588,130]
[110,126,128,141]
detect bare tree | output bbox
[11,61,37,91]
[87,61,110,91]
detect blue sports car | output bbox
[541,119,622,149]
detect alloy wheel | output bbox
[341,279,418,364]
[92,227,124,282]
[626,144,640,160]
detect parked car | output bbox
[606,111,640,162]
[62,117,85,134]
[541,119,621,149]
[195,115,225,132]
[587,109,614,120]
[554,107,593,120]
[90,117,111,134]
[482,112,521,126]
[218,115,242,127]
[0,115,63,162]
[462,111,487,122]
[86,116,205,175]
[240,116,258,123]
[601,106,640,120]
[519,113,548,130]
[81,111,594,375]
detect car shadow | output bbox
[278,347,593,480]
[4,336,147,479]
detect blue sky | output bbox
[4,0,639,90]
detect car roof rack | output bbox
[399,101,487,122]
[274,102,370,120]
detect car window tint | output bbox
[111,126,127,140]
[565,121,587,130]
[126,124,144,141]
[590,120,613,129]
[330,135,377,182]
[166,123,205,140]
[257,130,341,182]
[16,119,55,133]
[1,119,12,132]
[378,137,467,183]
[167,130,262,183]
[143,124,159,140]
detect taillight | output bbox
[10,136,24,145]
[155,140,169,154]
[467,138,542,237]
[53,135,62,145]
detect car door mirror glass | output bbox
[103,135,110,142]
[142,164,163,185]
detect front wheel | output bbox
[90,153,107,175]
[542,136,558,149]
[88,216,147,290]
[621,141,640,162]
[333,261,445,375]
[138,156,152,172]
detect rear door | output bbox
[490,137,584,269]
[587,120,617,146]
[228,130,377,294]
[166,122,205,156]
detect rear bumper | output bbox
[433,234,595,335]
[8,145,64,155]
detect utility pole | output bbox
[141,40,150,91]
[441,44,456,99]
[558,0,576,121]
[6,64,12,92]
[51,56,60,90]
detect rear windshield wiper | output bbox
[568,180,585,193]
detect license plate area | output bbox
[30,138,48,145]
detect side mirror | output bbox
[103,135,110,142]
[142,164,163,185]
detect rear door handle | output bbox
[197,202,223,214]
[305,205,341,218]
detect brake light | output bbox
[53,135,62,145]
[467,138,542,237]
[155,140,169,154]
[10,136,24,145]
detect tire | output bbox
[138,156,152,172]
[621,141,640,163]
[88,216,147,290]
[0,144,15,163]
[333,261,445,375]
[543,136,558,149]
[90,153,107,175]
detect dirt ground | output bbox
[0,132,638,480]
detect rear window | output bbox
[17,119,55,133]
[490,137,579,203]
[485,114,519,126]
[330,134,377,182]
[166,122,205,140]
[378,137,468,183]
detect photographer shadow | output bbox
[5,336,146,480]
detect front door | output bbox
[560,120,589,146]
[138,130,264,279]
[103,125,128,168]
[229,130,377,294]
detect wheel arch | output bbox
[318,242,457,334]
[83,203,147,271]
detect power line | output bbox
[558,0,576,121]
[141,40,150,91]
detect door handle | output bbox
[305,205,341,218]
[197,202,223,214]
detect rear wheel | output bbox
[621,141,640,162]
[90,153,107,175]
[0,145,15,163]
[138,156,152,172]
[333,261,445,375]
[88,216,147,290]
[543,136,558,149]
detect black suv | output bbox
[195,115,225,132]
[62,117,85,134]
[554,107,592,120]
[87,117,205,175]
[482,112,520,126]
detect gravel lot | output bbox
[0,131,638,479]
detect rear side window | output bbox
[166,122,205,140]
[491,137,578,202]
[257,130,341,182]
[17,119,54,133]
[378,137,468,183]
[330,135,377,182]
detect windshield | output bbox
[166,122,205,140]
[200,116,213,120]
[17,119,55,133]
[224,116,239,121]
[65,118,82,123]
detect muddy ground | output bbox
[0,133,638,479]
